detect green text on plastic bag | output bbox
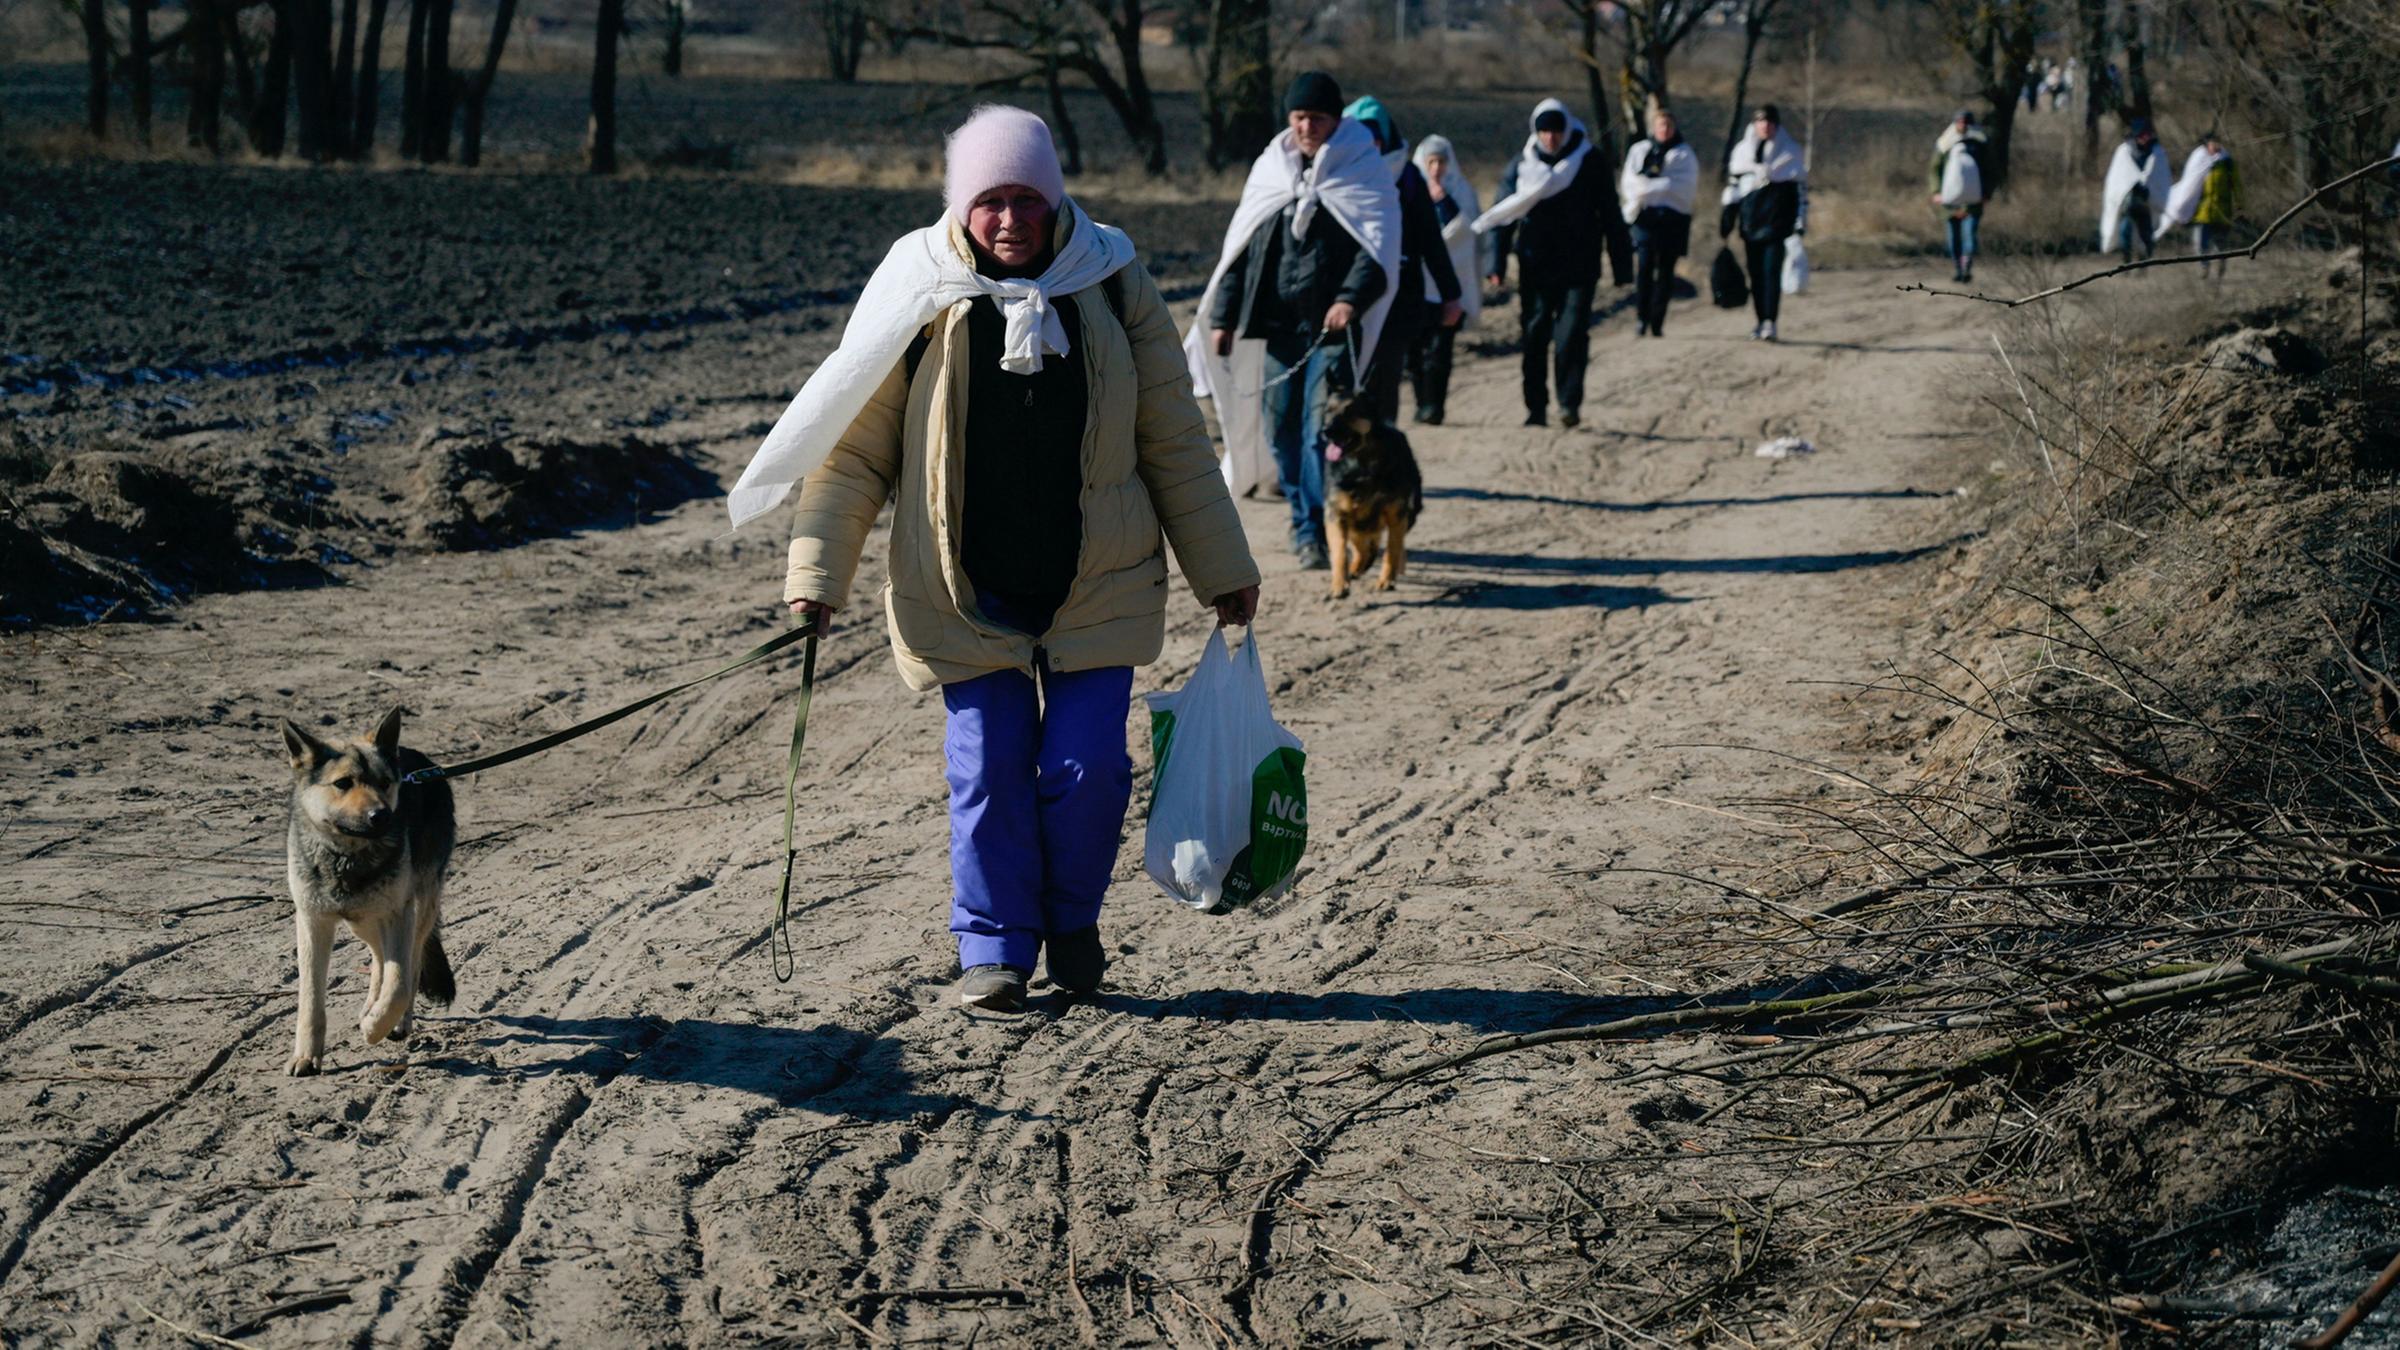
[1219,746,1308,910]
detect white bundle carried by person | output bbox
[1145,629,1308,915]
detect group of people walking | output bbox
[724,78,2260,1014]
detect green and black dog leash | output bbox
[399,617,822,982]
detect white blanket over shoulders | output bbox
[1471,98,1593,236]
[2164,145,2225,228]
[1414,134,1481,319]
[725,198,1135,529]
[1182,118,1401,497]
[2099,141,2173,253]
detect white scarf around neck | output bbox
[726,197,1134,529]
[1181,117,1401,495]
[1472,99,1593,235]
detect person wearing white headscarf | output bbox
[743,106,1260,1013]
[1188,71,1400,570]
[2101,118,2173,261]
[1928,110,1989,284]
[1477,96,1613,428]
[1410,133,1483,424]
[1724,102,1807,341]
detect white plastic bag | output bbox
[1144,629,1308,914]
[1940,143,1983,207]
[1781,235,1810,296]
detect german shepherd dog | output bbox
[1322,394,1425,599]
[281,709,455,1075]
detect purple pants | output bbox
[942,657,1135,973]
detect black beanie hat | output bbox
[1753,103,1781,126]
[1533,108,1569,134]
[1284,71,1345,117]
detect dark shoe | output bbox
[1522,411,1547,428]
[1413,404,1435,424]
[1045,926,1106,994]
[957,965,1028,1012]
[1634,321,1650,337]
[1559,410,1581,429]
[1298,539,1329,570]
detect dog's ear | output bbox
[282,720,332,772]
[372,707,404,760]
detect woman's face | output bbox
[966,186,1053,270]
[1289,110,1337,156]
[1651,112,1676,144]
[1423,153,1448,186]
[1752,114,1775,140]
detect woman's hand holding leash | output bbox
[1213,586,1261,628]
[788,600,835,633]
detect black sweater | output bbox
[961,295,1086,624]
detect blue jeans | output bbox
[1263,335,1347,552]
[1946,211,1980,265]
[942,591,1134,973]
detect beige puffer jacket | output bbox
[783,207,1261,692]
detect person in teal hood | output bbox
[1344,95,1464,426]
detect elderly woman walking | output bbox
[727,106,1263,1012]
[1409,133,1484,425]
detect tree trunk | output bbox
[225,2,259,115]
[400,0,427,158]
[1198,0,1272,170]
[419,0,454,162]
[2076,0,2103,164]
[189,0,227,152]
[354,0,389,154]
[83,0,111,140]
[2120,0,2152,126]
[589,0,623,174]
[1044,55,1083,176]
[331,0,360,156]
[249,0,295,157]
[293,0,332,160]
[458,0,518,167]
[131,0,154,145]
[821,0,864,82]
[1105,0,1166,175]
[1720,0,1772,175]
[1580,1,1609,143]
[662,0,684,77]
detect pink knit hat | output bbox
[944,106,1067,223]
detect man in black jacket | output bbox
[1208,71,1389,568]
[1487,104,1613,429]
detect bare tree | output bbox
[590,0,625,174]
[130,0,154,144]
[1940,0,2041,196]
[1194,0,1273,170]
[458,0,520,166]
[2118,0,2151,126]
[657,0,686,76]
[418,0,455,161]
[890,0,1168,174]
[1603,0,1717,135]
[188,0,230,152]
[249,0,295,156]
[1718,0,1788,172]
[2075,0,2103,162]
[821,0,868,82]
[79,0,110,139]
[293,0,334,160]
[352,0,389,153]
[330,0,360,153]
[399,0,427,157]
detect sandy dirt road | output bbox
[0,265,1981,1345]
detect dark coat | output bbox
[1207,191,1388,341]
[1489,131,1620,289]
[1395,162,1463,314]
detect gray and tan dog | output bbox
[280,709,456,1076]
